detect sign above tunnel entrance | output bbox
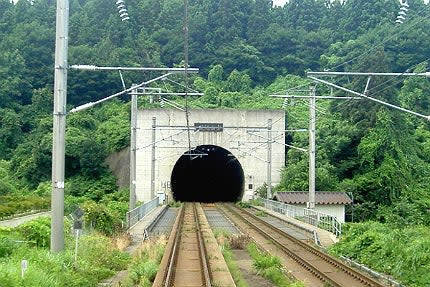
[194,122,223,132]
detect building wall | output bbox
[135,109,285,203]
[293,204,346,223]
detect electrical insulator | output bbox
[396,0,409,24]
[115,0,130,21]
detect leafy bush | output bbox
[0,232,130,287]
[17,217,51,248]
[78,234,130,272]
[0,205,15,218]
[329,222,430,286]
[168,200,182,208]
[82,201,117,235]
[0,195,50,219]
[94,101,130,153]
[249,198,263,206]
[105,200,128,223]
[0,237,16,258]
[33,181,51,196]
[122,236,167,286]
[66,173,118,201]
[236,201,251,208]
[0,181,15,195]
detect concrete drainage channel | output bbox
[147,207,179,237]
[203,206,240,235]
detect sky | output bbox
[273,0,287,7]
[272,0,429,7]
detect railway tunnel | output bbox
[171,145,244,202]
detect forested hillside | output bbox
[1,0,430,285]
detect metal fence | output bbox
[125,197,159,229]
[258,198,342,237]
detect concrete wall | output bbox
[136,109,285,203]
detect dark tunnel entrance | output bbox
[171,145,244,202]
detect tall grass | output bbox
[213,230,250,287]
[120,235,167,287]
[329,222,430,287]
[0,231,130,287]
[247,243,305,287]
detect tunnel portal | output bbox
[171,145,244,202]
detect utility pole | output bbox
[308,86,316,209]
[151,117,156,199]
[51,0,69,253]
[129,85,137,210]
[267,118,272,199]
[271,89,360,210]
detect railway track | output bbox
[153,202,235,287]
[218,203,387,287]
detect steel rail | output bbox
[220,203,385,287]
[160,203,211,287]
[162,205,184,287]
[194,203,212,287]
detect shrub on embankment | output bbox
[329,221,430,287]
[0,217,130,287]
[0,195,50,219]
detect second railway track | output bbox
[217,203,386,287]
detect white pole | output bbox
[267,119,272,199]
[308,86,316,209]
[151,117,156,199]
[51,0,69,253]
[129,84,137,210]
[74,229,80,265]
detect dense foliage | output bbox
[0,219,130,287]
[329,222,430,287]
[0,195,50,219]
[120,236,167,286]
[0,0,429,219]
[1,0,430,285]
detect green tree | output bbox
[0,108,22,159]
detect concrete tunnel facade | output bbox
[135,109,285,203]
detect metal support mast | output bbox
[129,85,137,210]
[267,119,272,199]
[151,117,156,199]
[51,0,69,252]
[308,86,316,209]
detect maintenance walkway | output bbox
[125,204,167,253]
[253,205,338,247]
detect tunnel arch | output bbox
[170,145,244,202]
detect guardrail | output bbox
[125,197,159,229]
[258,198,342,237]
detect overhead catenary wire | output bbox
[326,4,429,73]
[163,77,201,94]
[319,56,430,112]
[366,56,430,96]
